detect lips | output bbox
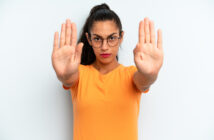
[100,53,111,58]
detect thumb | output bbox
[133,43,141,55]
[75,42,84,62]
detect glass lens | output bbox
[108,36,119,46]
[91,37,102,47]
[90,34,120,48]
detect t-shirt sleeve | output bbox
[127,65,150,94]
[62,77,78,90]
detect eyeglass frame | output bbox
[88,31,123,48]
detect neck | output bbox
[92,59,120,72]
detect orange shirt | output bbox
[63,64,149,140]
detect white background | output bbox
[0,0,214,140]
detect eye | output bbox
[109,36,117,40]
[93,37,101,41]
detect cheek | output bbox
[112,47,119,55]
[92,48,99,55]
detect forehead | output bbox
[90,20,119,37]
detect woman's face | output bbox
[86,20,124,65]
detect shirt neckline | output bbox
[90,64,122,77]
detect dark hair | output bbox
[78,3,123,65]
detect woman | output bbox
[51,3,163,140]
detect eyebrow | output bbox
[91,33,118,38]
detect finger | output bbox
[138,20,145,44]
[150,20,156,46]
[75,42,84,63]
[144,17,150,43]
[53,31,59,52]
[65,19,71,45]
[134,42,143,55]
[133,44,138,55]
[157,29,163,50]
[60,23,65,48]
[71,22,77,47]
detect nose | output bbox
[100,39,109,50]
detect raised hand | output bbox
[51,19,84,81]
[133,17,164,76]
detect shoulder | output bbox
[78,64,91,72]
[79,64,88,69]
[120,64,138,75]
[122,64,149,93]
[62,64,89,90]
[118,64,138,83]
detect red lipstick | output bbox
[100,53,111,58]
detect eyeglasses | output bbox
[89,33,121,48]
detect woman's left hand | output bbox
[133,17,164,76]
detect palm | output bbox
[133,17,164,75]
[51,19,83,80]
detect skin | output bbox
[133,17,164,92]
[52,19,83,86]
[85,20,124,74]
[52,17,163,92]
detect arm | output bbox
[51,19,83,90]
[133,17,163,93]
[133,71,157,93]
[59,70,79,89]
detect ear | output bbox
[119,31,124,44]
[85,32,92,46]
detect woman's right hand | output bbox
[51,19,84,81]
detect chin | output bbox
[100,59,111,64]
[98,56,114,64]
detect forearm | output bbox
[133,71,158,90]
[57,71,79,87]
